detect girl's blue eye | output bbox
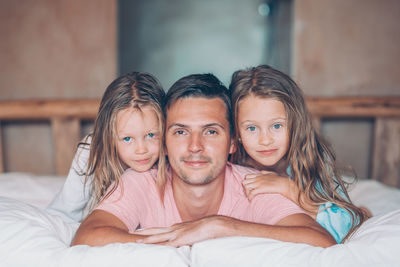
[123,137,132,142]
[273,124,282,130]
[247,126,256,132]
[147,132,155,138]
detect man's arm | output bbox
[71,210,144,246]
[135,213,336,248]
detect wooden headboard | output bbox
[0,97,399,187]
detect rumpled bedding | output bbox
[0,173,400,267]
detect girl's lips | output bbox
[257,149,278,156]
[135,158,150,164]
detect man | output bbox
[72,74,335,248]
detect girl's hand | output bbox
[243,171,318,218]
[243,171,293,201]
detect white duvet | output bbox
[1,173,400,267]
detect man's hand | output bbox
[134,213,335,248]
[134,216,223,247]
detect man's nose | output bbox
[188,132,203,153]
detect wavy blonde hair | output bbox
[79,72,166,212]
[229,65,367,241]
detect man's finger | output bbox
[245,173,258,179]
[137,232,176,244]
[260,170,275,175]
[135,226,171,235]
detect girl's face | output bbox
[116,106,160,172]
[237,95,289,172]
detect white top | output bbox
[46,136,93,222]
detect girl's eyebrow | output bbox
[239,120,256,125]
[272,117,287,121]
[240,117,287,125]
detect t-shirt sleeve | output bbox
[316,202,352,243]
[250,193,306,225]
[46,138,92,222]
[95,170,146,233]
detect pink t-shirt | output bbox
[96,163,305,232]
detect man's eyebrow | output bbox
[203,123,225,129]
[167,123,187,130]
[167,123,225,130]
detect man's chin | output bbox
[179,173,215,186]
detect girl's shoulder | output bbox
[228,162,259,181]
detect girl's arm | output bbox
[242,172,318,219]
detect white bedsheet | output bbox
[0,197,190,267]
[0,173,400,267]
[0,172,65,208]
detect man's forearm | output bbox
[72,226,142,246]
[213,215,336,248]
[136,214,336,248]
[71,209,143,247]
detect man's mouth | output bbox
[183,160,208,168]
[181,156,211,168]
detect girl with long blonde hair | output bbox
[47,72,166,222]
[229,65,368,243]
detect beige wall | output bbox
[0,0,117,174]
[293,0,400,96]
[292,0,400,178]
[1,0,399,177]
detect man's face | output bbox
[165,97,235,185]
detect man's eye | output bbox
[123,137,132,142]
[175,130,185,135]
[207,129,217,135]
[246,126,256,132]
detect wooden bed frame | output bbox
[0,97,399,187]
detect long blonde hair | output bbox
[79,72,166,212]
[229,65,367,241]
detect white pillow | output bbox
[0,172,65,208]
[349,179,400,216]
[190,210,400,267]
[0,197,190,267]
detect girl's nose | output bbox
[259,130,273,145]
[135,139,148,154]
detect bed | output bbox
[0,97,399,267]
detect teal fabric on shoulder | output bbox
[316,202,352,243]
[286,166,352,243]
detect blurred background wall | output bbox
[0,0,117,173]
[0,0,399,178]
[292,0,400,178]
